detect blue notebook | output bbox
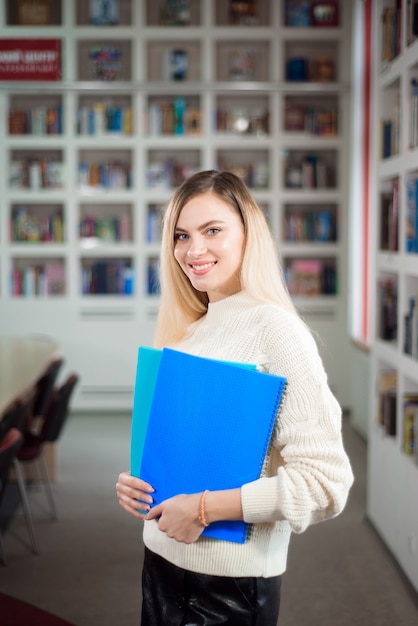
[130,347,287,543]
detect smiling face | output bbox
[173,192,246,302]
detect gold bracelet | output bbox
[198,489,210,527]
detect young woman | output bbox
[116,170,354,626]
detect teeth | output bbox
[192,262,214,270]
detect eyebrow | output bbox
[175,220,227,233]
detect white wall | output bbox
[348,343,370,439]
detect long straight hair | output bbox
[154,170,300,347]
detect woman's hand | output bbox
[116,471,155,519]
[145,493,205,544]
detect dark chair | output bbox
[28,358,64,431]
[0,428,24,565]
[0,397,39,559]
[17,374,79,521]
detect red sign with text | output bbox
[0,39,61,81]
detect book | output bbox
[89,0,119,25]
[380,180,399,252]
[159,0,190,26]
[164,49,188,81]
[16,0,51,25]
[404,297,418,358]
[378,277,398,341]
[229,0,258,25]
[88,44,123,81]
[285,1,311,26]
[44,264,65,295]
[288,258,323,296]
[229,48,257,81]
[130,347,287,543]
[0,39,61,81]
[402,394,418,455]
[405,175,418,252]
[377,370,397,432]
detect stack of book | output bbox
[405,174,418,252]
[402,392,418,460]
[377,370,397,436]
[81,259,134,295]
[379,179,399,252]
[11,263,66,297]
[285,258,337,296]
[11,205,64,243]
[377,277,398,342]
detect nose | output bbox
[186,235,207,257]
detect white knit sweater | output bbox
[143,291,354,577]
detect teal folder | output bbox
[130,347,287,543]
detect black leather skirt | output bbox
[141,548,281,626]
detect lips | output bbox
[189,261,216,273]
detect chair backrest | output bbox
[0,428,23,504]
[32,358,64,418]
[0,396,33,436]
[40,374,79,444]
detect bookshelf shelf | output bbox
[369,0,418,593]
[0,0,351,411]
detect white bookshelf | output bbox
[368,0,418,592]
[0,0,352,410]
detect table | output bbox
[0,335,61,417]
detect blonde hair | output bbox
[154,170,299,348]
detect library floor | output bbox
[0,414,417,626]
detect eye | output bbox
[207,228,220,236]
[174,232,188,241]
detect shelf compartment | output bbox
[78,148,133,191]
[144,93,202,135]
[145,148,201,189]
[376,365,398,437]
[407,60,418,149]
[11,256,66,297]
[146,0,200,26]
[10,202,65,243]
[379,0,402,67]
[79,203,133,243]
[284,0,341,28]
[8,149,65,190]
[283,93,339,136]
[215,0,269,26]
[146,40,201,82]
[215,93,269,136]
[216,148,270,190]
[379,177,399,252]
[283,255,338,296]
[5,0,62,26]
[403,274,418,359]
[146,204,164,243]
[377,272,398,343]
[77,39,132,81]
[405,169,418,253]
[402,380,418,460]
[284,39,339,83]
[8,93,63,135]
[80,257,134,295]
[77,93,133,135]
[215,40,270,81]
[283,148,338,189]
[379,76,400,160]
[76,0,132,26]
[283,203,338,243]
[146,256,160,296]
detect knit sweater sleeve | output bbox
[240,310,354,534]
